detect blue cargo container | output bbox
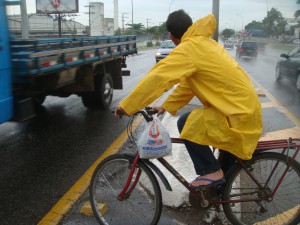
[0,0,14,123]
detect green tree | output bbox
[147,22,168,40]
[125,23,145,35]
[295,0,300,22]
[262,8,286,37]
[222,28,235,39]
[245,21,264,31]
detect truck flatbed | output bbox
[11,36,137,76]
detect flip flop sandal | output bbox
[189,177,226,190]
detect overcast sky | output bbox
[7,0,299,31]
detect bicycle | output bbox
[89,107,300,225]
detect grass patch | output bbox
[268,44,294,52]
[137,45,157,51]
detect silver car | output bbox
[155,40,176,63]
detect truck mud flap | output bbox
[122,70,130,76]
[13,98,36,121]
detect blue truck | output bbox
[0,0,137,124]
[240,29,268,54]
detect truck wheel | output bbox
[81,73,113,109]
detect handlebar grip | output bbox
[112,110,124,118]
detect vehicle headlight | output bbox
[155,52,161,56]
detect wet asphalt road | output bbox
[0,50,156,225]
[0,46,299,225]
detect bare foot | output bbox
[190,169,224,187]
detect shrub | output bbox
[146,41,153,47]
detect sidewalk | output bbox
[59,85,299,225]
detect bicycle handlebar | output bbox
[113,107,158,122]
[136,107,158,122]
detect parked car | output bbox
[155,40,176,62]
[276,46,300,91]
[280,38,300,45]
[224,40,235,49]
[235,41,258,59]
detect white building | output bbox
[89,2,114,36]
[8,14,87,38]
[285,17,300,38]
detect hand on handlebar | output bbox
[152,106,165,116]
[114,105,127,119]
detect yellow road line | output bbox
[38,116,143,225]
[260,127,300,141]
[252,78,300,128]
[261,102,274,109]
[253,205,300,225]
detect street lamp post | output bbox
[212,0,220,42]
[169,0,175,14]
[236,13,244,31]
[131,0,134,34]
[230,18,236,34]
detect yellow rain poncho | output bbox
[120,14,263,160]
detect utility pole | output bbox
[122,13,128,34]
[85,4,95,36]
[146,18,151,42]
[20,0,29,39]
[212,0,219,42]
[57,13,62,37]
[146,18,151,30]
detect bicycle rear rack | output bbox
[255,138,300,151]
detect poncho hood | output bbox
[182,14,216,41]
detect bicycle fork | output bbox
[117,154,141,201]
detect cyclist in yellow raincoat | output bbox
[115,10,263,188]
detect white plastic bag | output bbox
[138,115,172,159]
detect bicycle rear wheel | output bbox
[89,154,162,225]
[222,152,300,225]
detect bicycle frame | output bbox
[118,137,300,206]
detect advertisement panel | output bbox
[36,0,79,14]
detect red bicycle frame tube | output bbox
[117,154,140,200]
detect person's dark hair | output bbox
[166,9,193,39]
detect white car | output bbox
[224,40,235,49]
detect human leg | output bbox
[218,149,236,176]
[177,112,224,186]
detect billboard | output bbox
[36,0,79,14]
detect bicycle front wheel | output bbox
[89,154,162,225]
[223,152,300,225]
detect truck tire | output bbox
[81,73,113,109]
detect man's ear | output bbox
[169,32,175,42]
[169,32,180,46]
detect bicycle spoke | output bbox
[89,154,162,225]
[223,153,300,225]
